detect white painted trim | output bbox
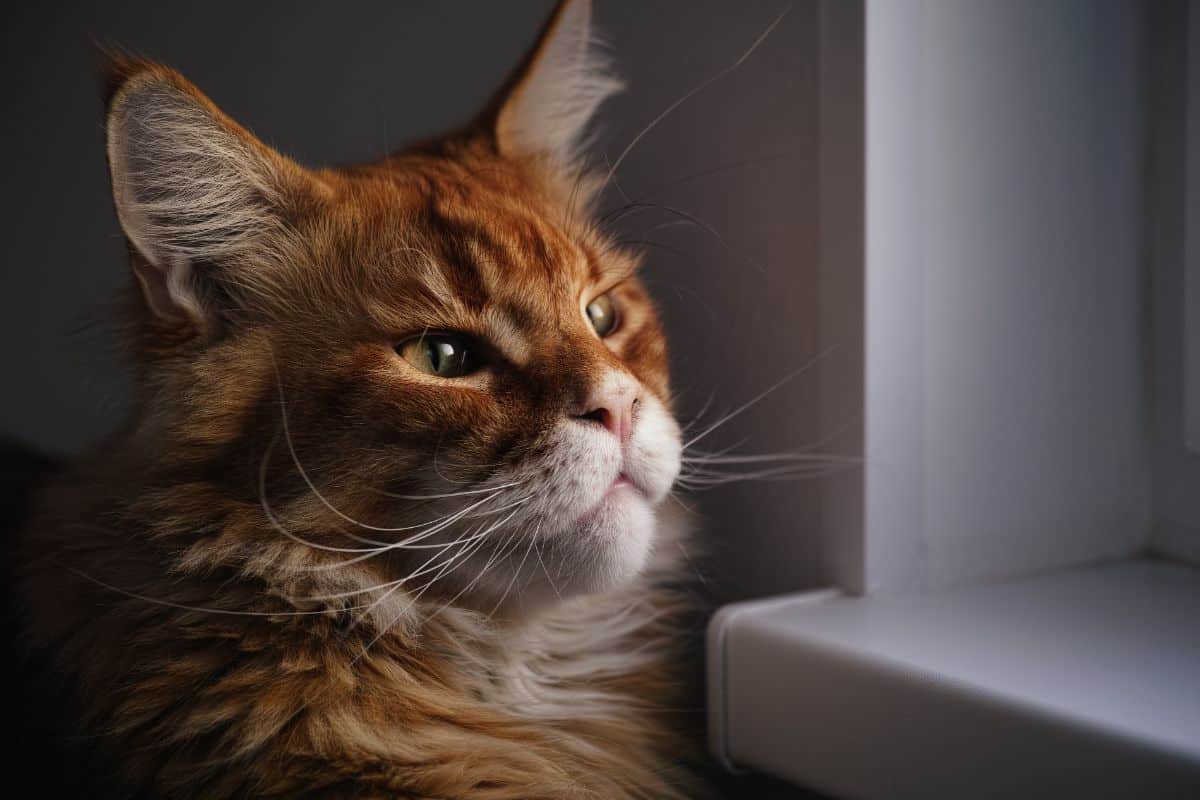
[706,589,843,773]
[708,560,1200,797]
[862,0,928,593]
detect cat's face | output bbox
[105,0,680,615]
[257,153,682,611]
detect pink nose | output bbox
[576,378,638,443]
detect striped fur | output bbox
[18,2,706,797]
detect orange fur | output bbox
[18,2,706,797]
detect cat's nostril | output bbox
[579,408,606,424]
[577,407,613,429]
[575,372,639,442]
[575,395,635,442]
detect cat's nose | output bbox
[575,373,639,443]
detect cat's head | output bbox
[103,0,681,618]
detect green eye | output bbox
[585,293,619,337]
[397,333,479,378]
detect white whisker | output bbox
[66,565,371,618]
[259,434,388,555]
[372,480,526,501]
[306,492,535,572]
[488,533,537,617]
[601,6,790,191]
[675,462,857,489]
[351,506,521,659]
[682,346,834,450]
[683,451,862,466]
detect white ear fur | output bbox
[107,76,285,323]
[496,0,622,164]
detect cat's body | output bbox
[17,1,705,796]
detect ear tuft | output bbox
[96,46,154,109]
[495,0,622,165]
[105,61,298,326]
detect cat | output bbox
[15,1,709,797]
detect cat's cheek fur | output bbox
[624,393,684,505]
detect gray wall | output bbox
[0,1,827,602]
[1190,0,1200,461]
[863,0,1152,591]
[1149,0,1200,565]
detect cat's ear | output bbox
[493,0,621,165]
[104,56,313,329]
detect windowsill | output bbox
[707,558,1200,798]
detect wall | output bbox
[0,1,828,602]
[1149,0,1200,565]
[817,0,866,594]
[864,0,1153,592]
[1190,0,1200,459]
[599,1,828,602]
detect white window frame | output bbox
[712,1,1200,795]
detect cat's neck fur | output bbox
[21,441,703,798]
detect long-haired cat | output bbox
[16,1,708,796]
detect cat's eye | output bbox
[397,333,479,378]
[585,293,619,338]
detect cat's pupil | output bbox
[398,334,474,377]
[427,339,466,376]
[429,340,454,373]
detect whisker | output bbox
[382,501,524,609]
[422,522,525,629]
[675,462,857,490]
[306,493,535,571]
[352,506,521,659]
[271,351,524,537]
[676,540,708,586]
[532,523,560,602]
[488,533,537,617]
[625,152,793,206]
[678,391,718,436]
[259,434,390,555]
[65,565,369,618]
[371,480,526,501]
[605,200,763,273]
[261,430,513,560]
[683,451,862,466]
[668,491,698,515]
[600,6,791,192]
[346,531,489,644]
[298,517,495,603]
[682,346,835,450]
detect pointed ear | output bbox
[494,0,622,165]
[104,56,313,329]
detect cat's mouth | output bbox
[576,471,646,526]
[606,470,655,503]
[607,473,634,494]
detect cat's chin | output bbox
[485,486,657,620]
[565,484,656,595]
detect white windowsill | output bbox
[707,559,1200,799]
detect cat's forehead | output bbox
[303,155,633,339]
[357,160,585,264]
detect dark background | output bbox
[3,2,831,795]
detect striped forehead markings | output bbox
[481,306,534,367]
